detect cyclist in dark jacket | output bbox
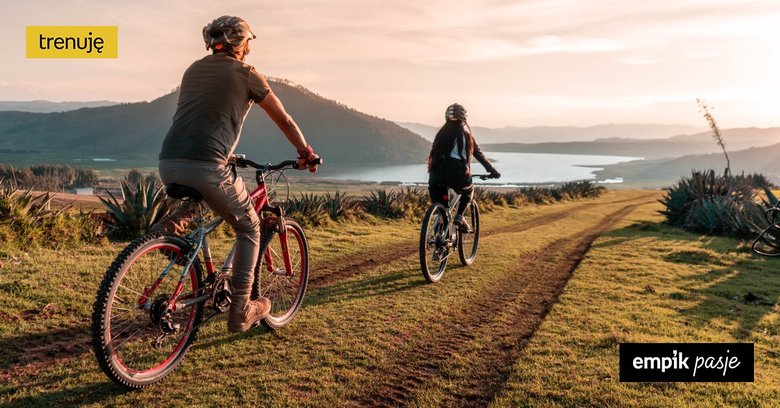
[427,103,500,228]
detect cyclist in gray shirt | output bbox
[154,16,319,333]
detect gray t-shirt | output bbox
[159,53,272,164]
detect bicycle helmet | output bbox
[203,15,256,51]
[446,103,467,122]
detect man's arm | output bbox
[259,91,307,150]
[259,91,320,171]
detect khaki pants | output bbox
[153,159,260,297]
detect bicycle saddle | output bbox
[165,183,203,202]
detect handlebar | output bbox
[472,174,499,181]
[233,156,323,172]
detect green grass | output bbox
[491,203,780,407]
[1,190,777,407]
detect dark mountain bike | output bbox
[419,174,497,283]
[92,156,321,389]
[752,200,780,256]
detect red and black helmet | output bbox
[446,103,467,122]
[202,15,256,51]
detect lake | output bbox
[322,152,642,185]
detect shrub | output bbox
[100,178,172,239]
[0,181,104,248]
[394,188,429,220]
[659,170,776,238]
[323,191,363,221]
[285,193,329,227]
[362,189,401,218]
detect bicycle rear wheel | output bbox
[458,202,480,266]
[253,219,309,330]
[420,203,450,283]
[92,233,203,389]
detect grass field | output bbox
[1,190,779,407]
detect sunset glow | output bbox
[1,0,779,127]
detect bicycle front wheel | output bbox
[458,202,480,266]
[92,233,203,389]
[253,219,309,330]
[420,203,449,283]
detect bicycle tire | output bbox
[92,233,203,389]
[420,203,449,283]
[458,202,480,266]
[252,219,309,330]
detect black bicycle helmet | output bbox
[446,103,467,122]
[202,15,256,51]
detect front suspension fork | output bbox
[262,206,294,277]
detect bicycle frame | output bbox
[142,168,296,313]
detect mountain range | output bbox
[0,100,117,113]
[482,127,780,160]
[595,141,780,185]
[397,122,703,143]
[0,79,430,166]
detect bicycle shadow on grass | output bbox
[595,220,780,340]
[305,268,430,308]
[0,323,91,372]
[192,268,430,352]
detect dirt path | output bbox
[348,200,652,407]
[309,193,656,288]
[0,193,656,384]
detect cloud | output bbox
[618,56,666,65]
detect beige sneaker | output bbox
[227,296,271,333]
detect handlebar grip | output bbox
[293,157,323,169]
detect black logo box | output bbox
[619,343,754,382]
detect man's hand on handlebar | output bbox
[490,170,501,179]
[297,145,320,173]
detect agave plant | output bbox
[323,191,362,221]
[285,193,329,227]
[659,169,779,239]
[100,178,171,239]
[0,180,103,247]
[0,183,55,223]
[362,189,401,218]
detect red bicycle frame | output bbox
[140,171,296,312]
[250,175,294,277]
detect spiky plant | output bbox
[100,178,171,239]
[323,192,363,221]
[0,180,103,247]
[285,193,329,227]
[362,189,401,218]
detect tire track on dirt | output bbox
[309,192,656,288]
[348,199,652,407]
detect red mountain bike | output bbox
[92,156,321,389]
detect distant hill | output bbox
[595,142,780,186]
[483,127,780,160]
[0,79,430,166]
[0,100,118,113]
[397,122,703,143]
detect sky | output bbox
[0,0,778,128]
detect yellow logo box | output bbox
[26,26,118,58]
